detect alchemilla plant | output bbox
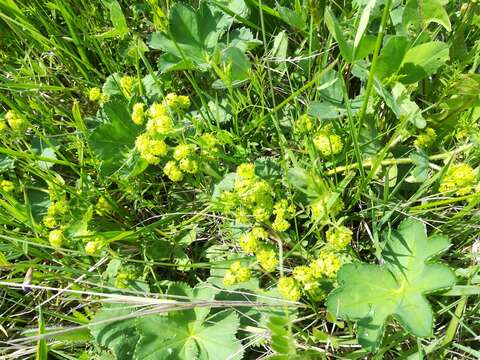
[0,0,479,359]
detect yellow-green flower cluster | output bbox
[5,110,28,132]
[278,276,301,302]
[313,126,343,157]
[88,87,102,102]
[49,229,64,249]
[239,226,268,254]
[0,179,14,192]
[163,144,199,181]
[256,247,278,273]
[165,92,190,111]
[96,196,113,215]
[115,271,137,289]
[414,127,436,148]
[295,114,314,134]
[439,163,476,196]
[311,251,342,278]
[163,161,184,182]
[310,192,344,223]
[223,261,251,287]
[135,133,168,165]
[85,237,105,256]
[43,200,68,229]
[131,103,145,125]
[326,225,352,250]
[292,265,318,292]
[120,75,135,98]
[272,199,295,232]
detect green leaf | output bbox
[90,304,138,360]
[326,219,456,352]
[353,0,377,57]
[99,0,128,39]
[277,6,307,31]
[391,82,426,129]
[403,0,451,32]
[324,8,352,62]
[375,36,411,81]
[89,100,144,177]
[398,41,450,84]
[134,283,243,360]
[149,2,219,71]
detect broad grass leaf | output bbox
[403,0,451,32]
[99,0,128,39]
[353,0,377,57]
[326,219,456,352]
[89,100,144,177]
[398,41,449,84]
[324,8,352,62]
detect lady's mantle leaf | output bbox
[326,219,456,352]
[134,283,243,360]
[89,100,145,178]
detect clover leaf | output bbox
[326,219,456,352]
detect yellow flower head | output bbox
[313,129,343,157]
[88,87,102,102]
[326,225,352,250]
[148,102,168,119]
[199,133,217,149]
[236,163,256,180]
[293,266,318,291]
[256,248,278,273]
[96,196,113,214]
[239,232,259,254]
[223,261,251,286]
[43,215,57,229]
[135,133,168,165]
[146,115,173,135]
[295,114,314,134]
[49,229,64,249]
[273,199,296,219]
[179,158,198,174]
[120,75,135,96]
[0,120,7,132]
[311,251,342,278]
[132,103,145,125]
[310,193,344,223]
[439,163,476,196]
[253,207,270,222]
[173,144,193,161]
[414,127,436,148]
[165,93,190,111]
[278,277,301,301]
[85,240,103,256]
[5,110,28,132]
[0,180,14,192]
[272,215,290,232]
[251,227,268,240]
[163,161,183,182]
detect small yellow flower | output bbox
[273,199,296,219]
[179,158,198,174]
[278,277,301,301]
[326,225,352,250]
[96,196,113,214]
[0,180,14,192]
[135,133,168,165]
[49,229,64,249]
[236,163,256,180]
[414,127,436,148]
[311,252,342,278]
[163,161,183,182]
[253,207,270,222]
[47,200,68,217]
[199,133,217,148]
[173,144,193,161]
[132,103,145,125]
[88,87,102,101]
[43,215,57,229]
[251,227,268,240]
[120,75,135,97]
[5,110,27,132]
[272,215,290,232]
[256,248,278,273]
[313,129,343,157]
[293,266,318,291]
[222,261,251,286]
[235,207,250,224]
[239,232,259,254]
[439,163,476,196]
[148,102,168,119]
[146,115,173,135]
[0,121,7,132]
[85,240,103,256]
[223,270,236,287]
[165,93,190,111]
[295,114,314,134]
[310,193,343,223]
